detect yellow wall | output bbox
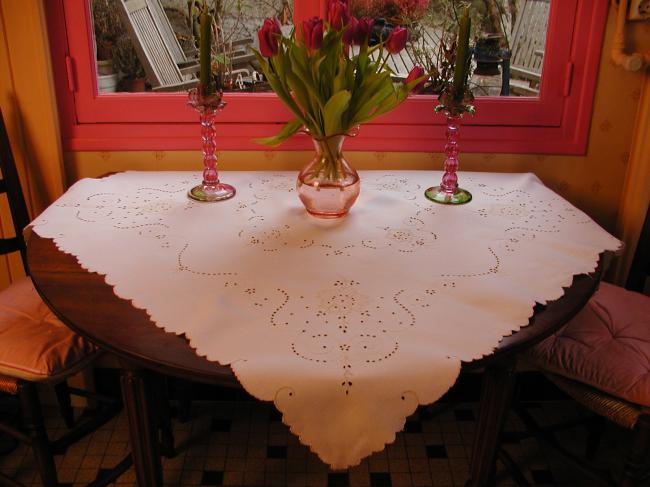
[615,68,650,283]
[66,6,645,235]
[0,1,65,287]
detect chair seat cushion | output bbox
[528,282,650,407]
[0,276,97,382]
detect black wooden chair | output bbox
[0,108,130,487]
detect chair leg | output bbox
[17,382,58,487]
[54,381,75,429]
[621,414,650,487]
[154,375,175,458]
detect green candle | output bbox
[452,6,471,101]
[199,6,213,95]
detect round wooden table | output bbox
[27,234,608,487]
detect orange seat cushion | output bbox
[528,282,650,407]
[0,276,97,382]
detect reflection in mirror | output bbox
[91,0,292,93]
[350,0,550,97]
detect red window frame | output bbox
[46,0,608,154]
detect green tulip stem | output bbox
[452,6,471,101]
[378,49,390,73]
[199,6,213,96]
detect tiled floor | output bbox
[0,399,633,487]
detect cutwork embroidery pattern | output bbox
[28,171,620,470]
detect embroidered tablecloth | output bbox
[27,171,620,468]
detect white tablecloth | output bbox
[27,171,620,468]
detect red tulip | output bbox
[405,65,427,93]
[385,27,408,54]
[328,0,350,30]
[258,17,282,57]
[354,17,374,45]
[303,17,324,50]
[342,16,358,46]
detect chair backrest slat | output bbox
[0,108,30,266]
[148,0,186,64]
[119,0,198,90]
[510,0,549,71]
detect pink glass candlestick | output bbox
[187,86,235,202]
[425,112,472,205]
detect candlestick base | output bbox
[424,186,472,205]
[188,182,236,202]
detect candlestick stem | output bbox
[187,87,235,202]
[425,113,472,205]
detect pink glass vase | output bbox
[187,86,235,202]
[297,134,360,218]
[425,113,472,205]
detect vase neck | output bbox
[312,134,346,157]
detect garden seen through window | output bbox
[92,0,550,98]
[49,0,605,153]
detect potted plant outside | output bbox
[92,0,123,92]
[112,34,147,92]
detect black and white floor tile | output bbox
[0,399,632,487]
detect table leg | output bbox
[120,365,163,487]
[465,359,516,487]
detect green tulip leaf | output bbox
[323,90,351,135]
[255,118,304,146]
[253,21,424,145]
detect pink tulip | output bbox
[303,17,324,50]
[405,65,427,93]
[328,0,350,30]
[385,27,408,54]
[258,17,282,57]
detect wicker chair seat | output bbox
[0,276,97,383]
[528,282,650,408]
[545,373,644,429]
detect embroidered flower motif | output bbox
[382,226,437,253]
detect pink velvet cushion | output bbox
[0,276,97,382]
[528,282,650,407]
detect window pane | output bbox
[349,0,550,97]
[91,0,292,93]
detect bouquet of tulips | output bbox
[253,0,427,147]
